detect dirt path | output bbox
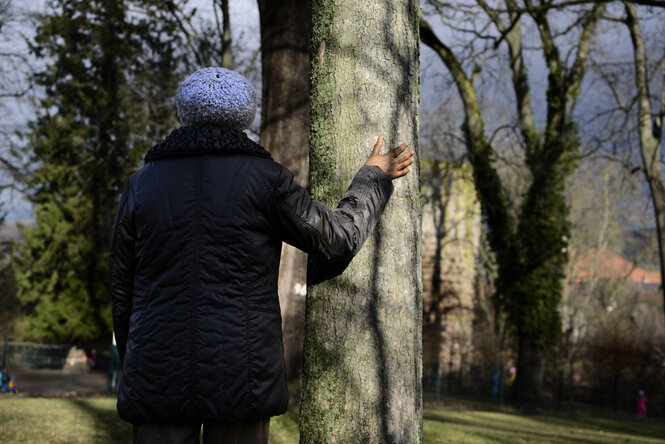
[7,368,108,396]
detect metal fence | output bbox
[423,362,665,416]
[2,340,71,370]
[1,338,121,394]
[2,338,660,408]
[1,338,113,372]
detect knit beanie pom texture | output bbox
[176,67,257,129]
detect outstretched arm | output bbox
[269,137,413,280]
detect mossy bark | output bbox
[301,1,422,442]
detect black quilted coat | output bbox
[109,125,393,424]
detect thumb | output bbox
[371,136,384,156]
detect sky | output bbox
[0,0,262,221]
[0,0,662,223]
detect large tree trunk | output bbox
[300,1,422,442]
[258,0,311,404]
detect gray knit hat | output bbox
[176,67,257,129]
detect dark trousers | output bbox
[132,419,270,444]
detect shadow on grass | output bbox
[424,411,601,444]
[67,397,132,443]
[529,413,665,441]
[424,409,665,444]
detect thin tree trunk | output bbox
[625,2,665,314]
[219,0,233,69]
[422,162,448,377]
[300,1,422,442]
[258,0,311,403]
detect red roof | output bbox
[572,248,661,285]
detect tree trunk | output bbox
[625,2,665,315]
[219,0,233,69]
[300,1,422,442]
[420,1,603,406]
[258,0,311,403]
[513,337,544,404]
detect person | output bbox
[0,368,8,392]
[637,389,648,418]
[491,369,499,397]
[509,366,517,385]
[1,368,17,393]
[7,375,18,393]
[109,67,414,444]
[87,348,96,371]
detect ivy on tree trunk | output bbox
[420,0,604,403]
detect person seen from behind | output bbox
[109,67,414,444]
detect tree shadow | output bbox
[66,398,132,443]
[424,411,599,444]
[424,409,665,443]
[369,221,393,443]
[528,413,665,441]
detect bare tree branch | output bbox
[242,47,261,79]
[498,0,539,149]
[474,0,665,14]
[163,0,203,67]
[219,0,233,69]
[565,3,606,104]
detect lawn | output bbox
[0,396,663,443]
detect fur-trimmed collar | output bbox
[144,125,271,164]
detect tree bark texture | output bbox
[258,0,311,395]
[625,2,665,315]
[301,1,422,443]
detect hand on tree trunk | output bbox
[365,136,414,179]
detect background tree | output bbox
[0,0,26,338]
[0,0,29,221]
[623,1,665,316]
[14,0,183,342]
[300,0,422,442]
[258,0,311,403]
[562,155,658,384]
[420,0,604,402]
[163,0,235,70]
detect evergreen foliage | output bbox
[14,0,183,342]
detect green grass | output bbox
[1,396,663,443]
[424,407,665,443]
[0,397,129,443]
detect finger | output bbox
[372,137,384,156]
[392,142,409,157]
[397,156,414,169]
[395,166,411,178]
[392,151,414,166]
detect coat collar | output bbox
[144,125,271,164]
